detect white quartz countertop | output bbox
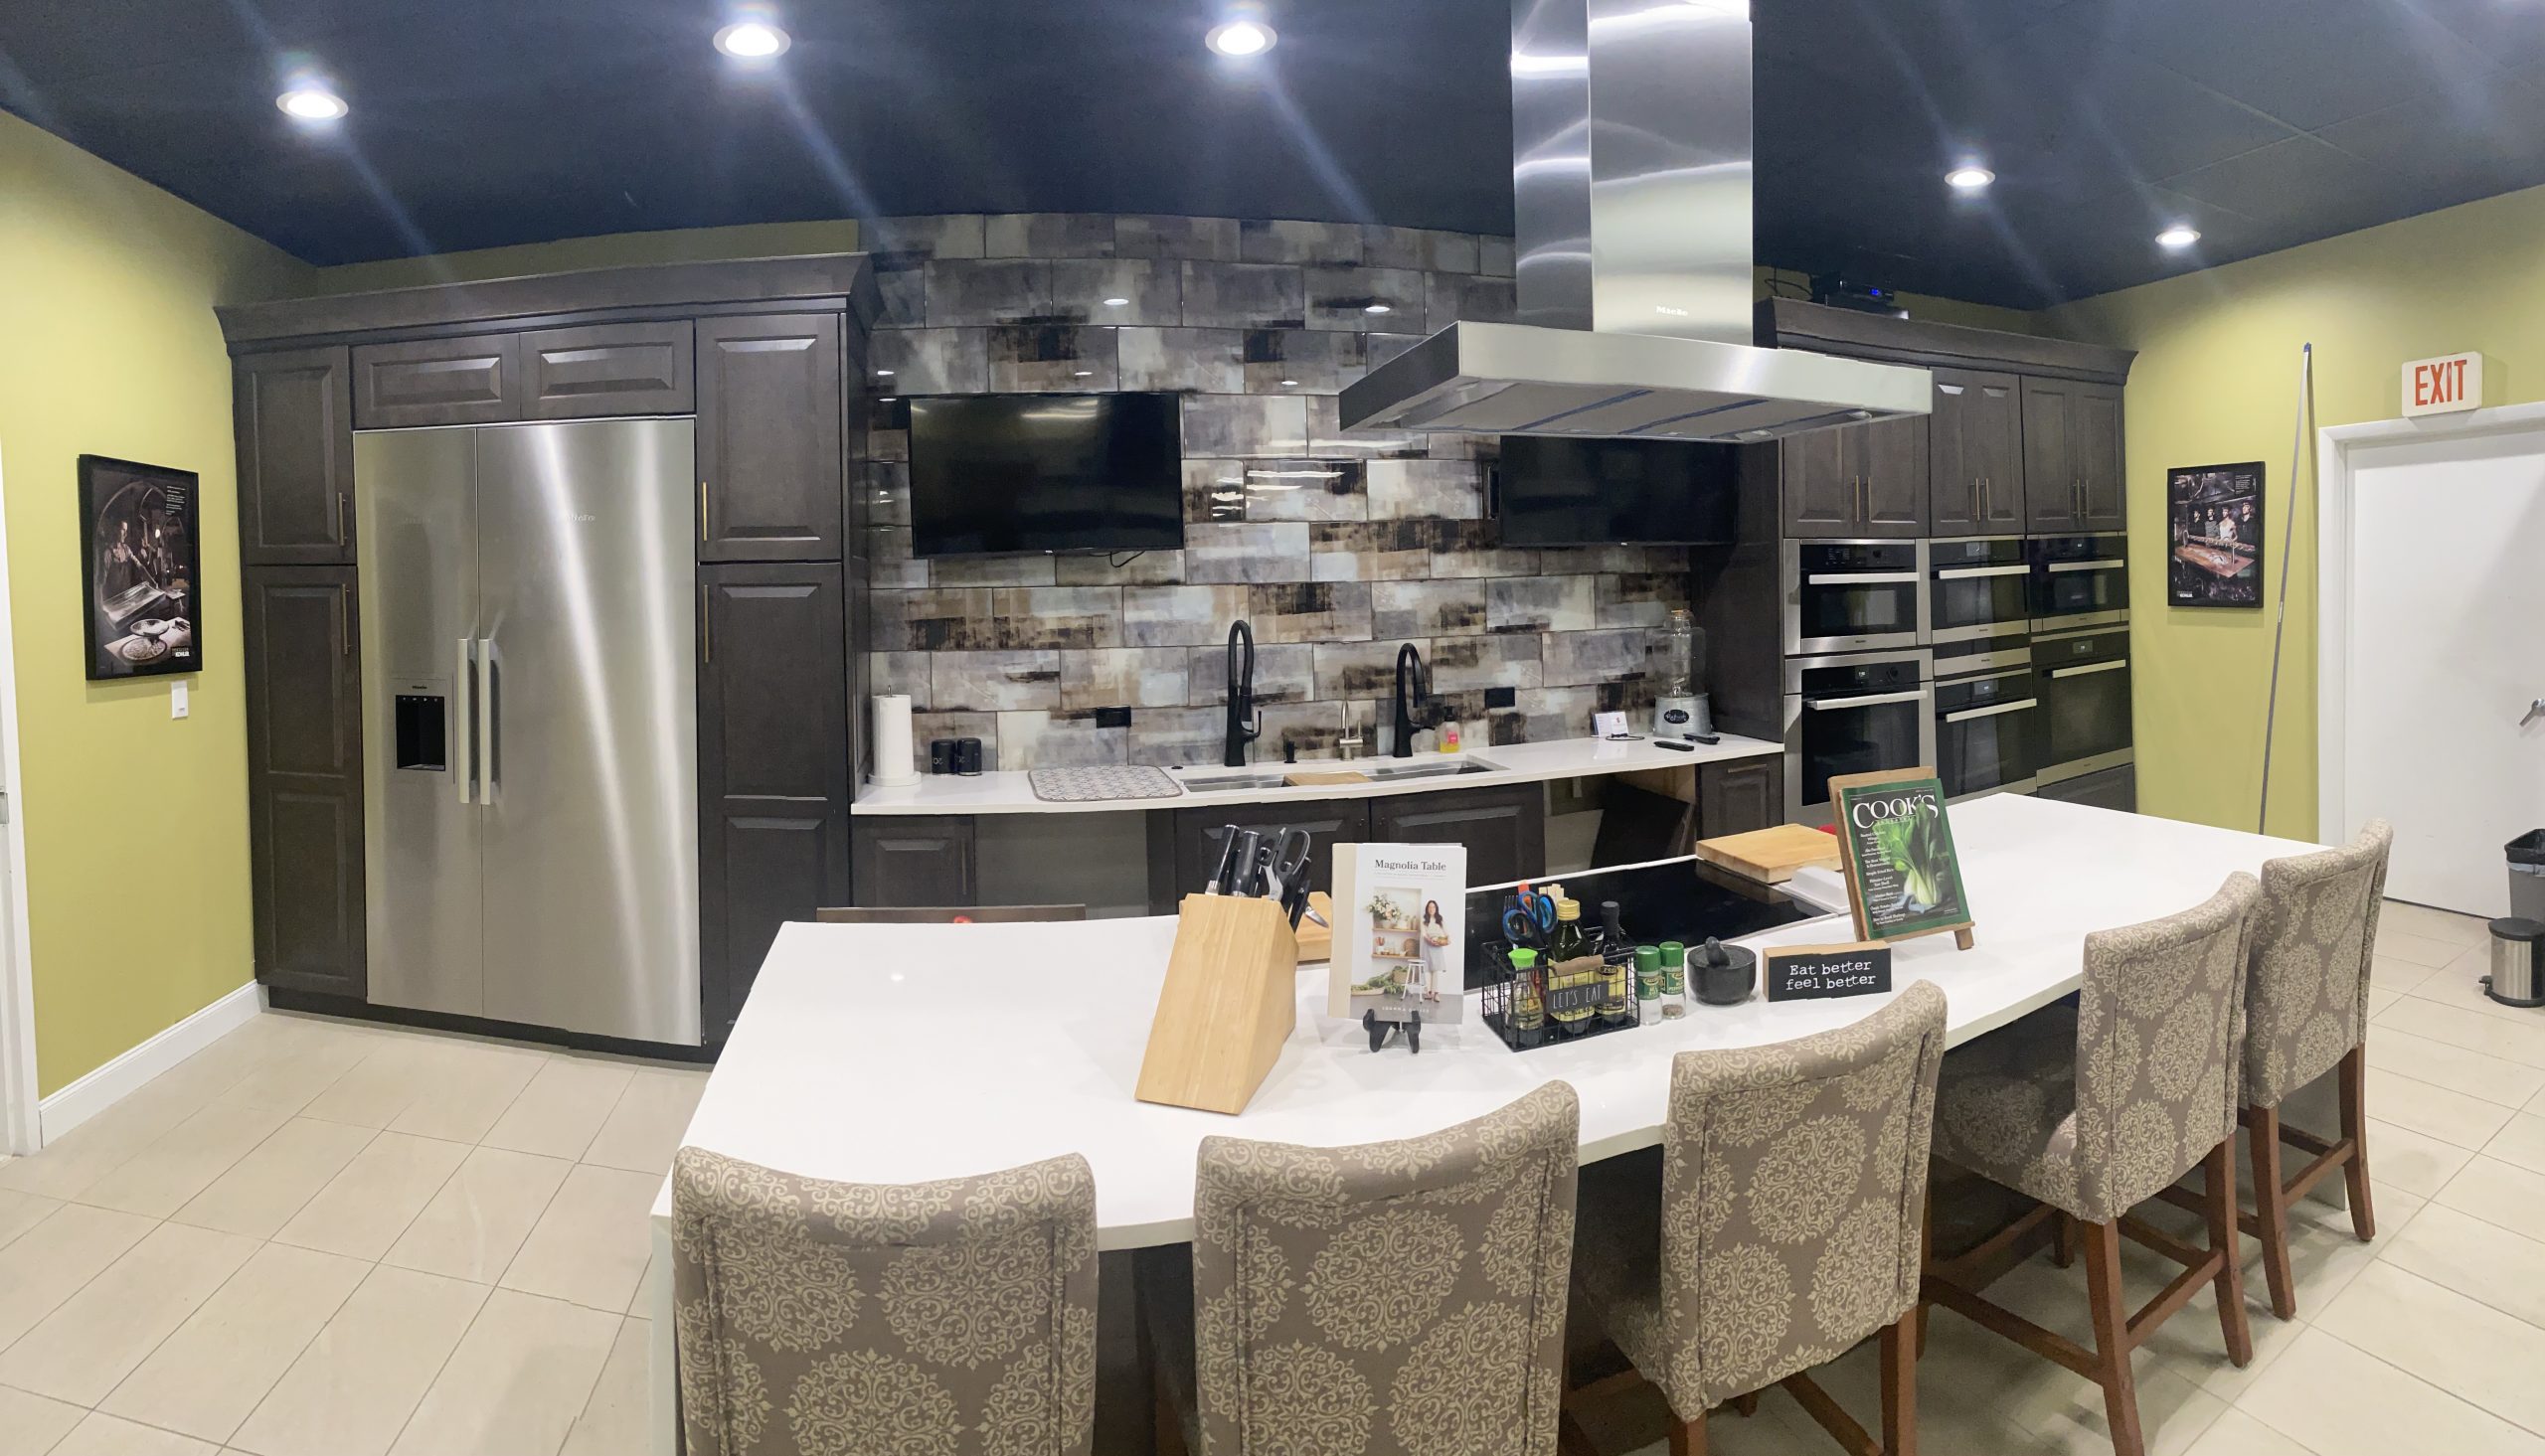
[850,730,1783,816]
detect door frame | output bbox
[2315,399,2545,841]
[0,446,40,1155]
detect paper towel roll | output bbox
[870,694,921,787]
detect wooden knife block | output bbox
[1135,893,1299,1115]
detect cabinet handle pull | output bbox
[337,491,350,548]
[701,584,712,665]
[698,479,710,544]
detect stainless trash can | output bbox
[2510,832,2545,923]
[2484,917,2545,1008]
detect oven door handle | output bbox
[1804,571,1921,585]
[2048,660,2128,679]
[1936,565,2030,580]
[2045,559,2126,573]
[1943,697,2040,723]
[1803,690,1929,711]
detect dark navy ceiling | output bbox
[5,0,2544,307]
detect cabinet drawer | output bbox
[523,321,696,418]
[352,335,524,428]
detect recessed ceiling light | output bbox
[1945,164,1994,191]
[2156,225,2201,249]
[714,18,790,59]
[1103,296,1130,307]
[1364,303,1392,315]
[276,86,347,121]
[1206,8,1276,57]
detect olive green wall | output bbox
[2045,182,2545,841]
[0,112,309,1096]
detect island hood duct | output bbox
[1339,0,1932,442]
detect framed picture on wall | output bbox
[2166,461,2265,608]
[79,454,202,680]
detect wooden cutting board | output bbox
[1284,770,1369,786]
[1696,824,1842,884]
[1292,892,1335,961]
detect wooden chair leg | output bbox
[1667,1410,1707,1456]
[2247,1105,2298,1321]
[1730,1391,1760,1417]
[2203,1137,2255,1368]
[2082,1219,2146,1456]
[2340,1044,2376,1241]
[1916,1186,1934,1360]
[1880,1314,1918,1456]
[2052,1212,2077,1268]
[1559,1408,1602,1456]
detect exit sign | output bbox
[2403,352,2485,416]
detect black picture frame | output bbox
[2166,461,2265,609]
[79,454,203,681]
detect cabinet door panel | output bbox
[1927,372,1982,536]
[698,313,844,562]
[1698,757,1784,837]
[1778,429,1858,538]
[1366,783,1548,888]
[352,335,524,428]
[699,563,851,1037]
[851,818,978,908]
[1859,414,1928,537]
[246,567,365,997]
[2076,385,2126,532]
[2022,377,2080,531]
[1967,372,2028,531]
[1174,804,1369,900]
[236,347,355,566]
[523,321,696,418]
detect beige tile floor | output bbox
[0,900,2541,1455]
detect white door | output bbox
[2342,422,2545,915]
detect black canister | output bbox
[952,737,984,776]
[1692,936,1757,1006]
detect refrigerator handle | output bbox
[454,637,475,805]
[478,637,498,801]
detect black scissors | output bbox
[1263,828,1313,925]
[1502,886,1556,949]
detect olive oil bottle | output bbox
[1546,897,1598,1037]
[1597,900,1633,1025]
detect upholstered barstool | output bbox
[1565,981,1949,1456]
[1925,874,2261,1456]
[1141,1081,1581,1456]
[671,1146,1098,1456]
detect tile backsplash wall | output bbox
[860,213,1690,771]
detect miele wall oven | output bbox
[1933,639,2041,802]
[1782,541,1927,656]
[1783,648,1937,826]
[2029,533,2128,630]
[2033,625,2133,788]
[1926,536,2031,643]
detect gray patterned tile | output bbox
[933,650,1063,712]
[1117,216,1240,261]
[1258,700,1349,758]
[1487,575,1597,633]
[1542,629,1653,687]
[1240,329,1355,395]
[1059,648,1188,710]
[868,410,909,463]
[913,711,999,767]
[997,711,1126,770]
[1312,639,1422,701]
[1507,686,1596,742]
[1230,458,1364,523]
[871,328,989,395]
[868,215,987,260]
[874,263,927,328]
[1127,707,1228,767]
[1184,642,1315,707]
[1181,395,1310,457]
[1122,584,1250,647]
[1478,235,1516,277]
[1310,520,1437,582]
[988,324,1117,392]
[1247,582,1373,643]
[1366,458,1481,520]
[872,588,996,651]
[932,554,1058,587]
[1241,219,1364,266]
[1596,571,1690,628]
[1432,522,1538,579]
[1184,522,1312,583]
[1305,394,1428,458]
[1429,634,1544,693]
[925,259,1052,326]
[984,213,1116,257]
[871,651,933,708]
[1117,328,1245,394]
[1178,260,1306,330]
[1359,225,1430,270]
[1183,458,1251,523]
[866,527,928,588]
[868,463,911,526]
[1050,258,1179,325]
[1055,550,1186,585]
[1305,266,1428,333]
[992,586,1124,649]
[1372,579,1487,638]
[1426,272,1519,327]
[1424,231,1482,275]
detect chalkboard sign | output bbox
[1765,943,1894,1002]
[1827,768,1975,950]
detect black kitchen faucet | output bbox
[1224,619,1262,767]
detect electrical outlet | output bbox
[1484,686,1518,710]
[1094,706,1132,728]
[170,680,190,720]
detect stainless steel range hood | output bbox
[1339,0,1931,441]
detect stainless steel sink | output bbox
[1179,757,1502,793]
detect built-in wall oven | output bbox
[1784,648,1937,826]
[1782,541,1927,656]
[1933,638,2041,802]
[1926,536,2031,643]
[2029,533,2128,630]
[2033,625,2132,791]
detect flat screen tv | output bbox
[909,393,1185,557]
[1492,435,1739,546]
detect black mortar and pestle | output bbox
[1691,936,1757,1006]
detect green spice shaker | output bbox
[1659,941,1687,997]
[1633,944,1663,1019]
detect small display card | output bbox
[1328,843,1467,1026]
[1764,943,1894,1002]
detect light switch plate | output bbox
[170,681,189,720]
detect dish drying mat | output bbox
[1028,765,1185,802]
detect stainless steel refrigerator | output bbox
[354,418,701,1046]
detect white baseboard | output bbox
[38,981,266,1145]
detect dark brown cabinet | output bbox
[1367,783,1548,888]
[700,563,853,1038]
[235,347,356,566]
[2075,386,2126,531]
[1927,369,2026,536]
[698,313,845,563]
[352,334,523,428]
[1169,802,1369,903]
[245,568,366,997]
[1780,416,1928,539]
[851,817,978,909]
[1698,757,1784,839]
[2022,378,2127,533]
[523,321,696,418]
[1778,428,1858,537]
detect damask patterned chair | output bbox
[1565,980,1949,1456]
[671,1146,1098,1456]
[1925,874,2261,1456]
[1139,1080,1581,1456]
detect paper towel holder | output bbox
[869,693,922,788]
